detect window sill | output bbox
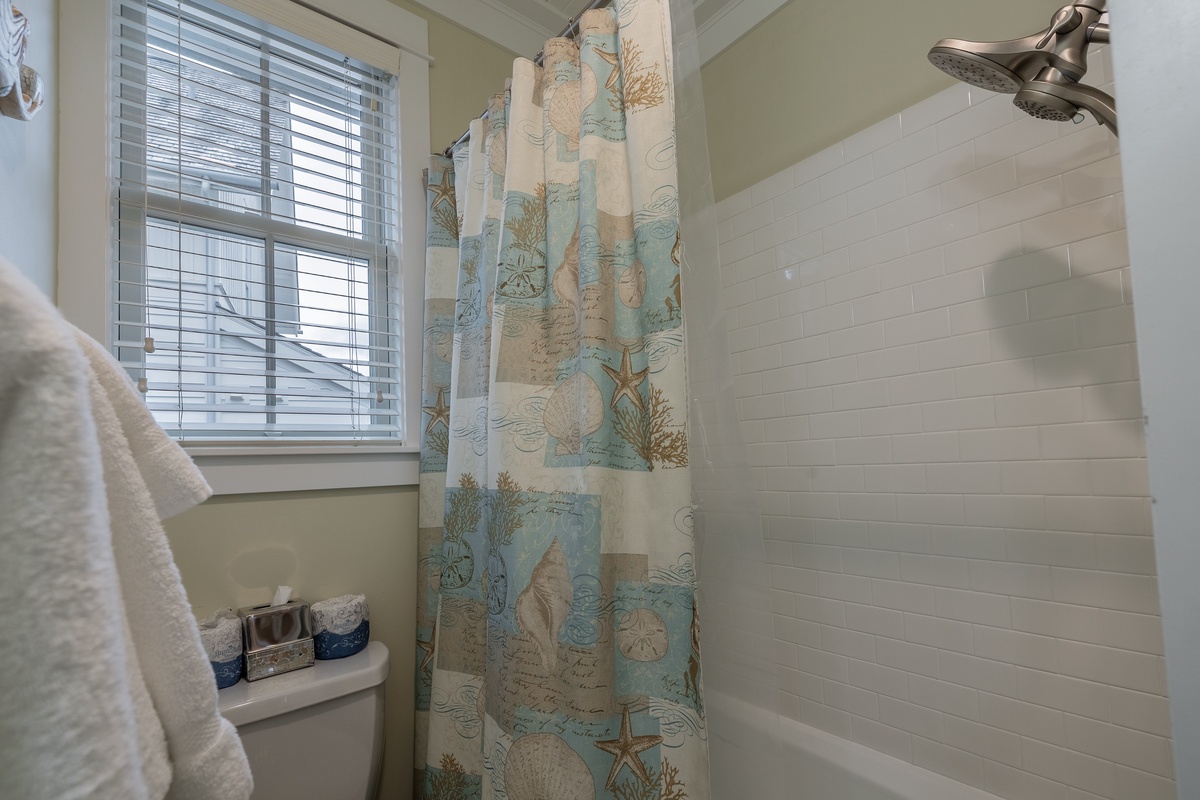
[184,443,420,496]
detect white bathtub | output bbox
[707,692,1002,800]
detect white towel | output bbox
[0,260,153,799]
[76,332,253,800]
[0,258,252,800]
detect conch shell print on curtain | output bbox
[416,1,709,798]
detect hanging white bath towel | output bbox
[0,258,252,800]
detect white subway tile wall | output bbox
[715,50,1173,800]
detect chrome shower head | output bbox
[929,2,1117,136]
[1016,76,1119,134]
[928,48,1023,94]
[1014,87,1076,122]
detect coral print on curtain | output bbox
[416,0,708,798]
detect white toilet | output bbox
[218,641,389,800]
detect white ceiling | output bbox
[414,0,789,64]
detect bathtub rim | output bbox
[708,691,1003,800]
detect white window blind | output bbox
[111,0,402,441]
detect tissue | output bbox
[198,608,243,688]
[310,594,369,659]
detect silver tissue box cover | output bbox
[239,600,314,681]
[244,639,315,681]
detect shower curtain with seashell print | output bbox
[416,1,708,798]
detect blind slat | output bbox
[158,425,403,434]
[114,340,403,369]
[141,384,401,404]
[113,331,402,363]
[114,285,402,321]
[113,314,404,346]
[130,370,400,388]
[139,393,393,407]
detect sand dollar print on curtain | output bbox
[416,1,708,797]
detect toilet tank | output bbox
[218,641,389,800]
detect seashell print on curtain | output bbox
[416,1,708,797]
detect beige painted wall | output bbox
[700,0,1061,199]
[388,0,519,153]
[165,486,420,800]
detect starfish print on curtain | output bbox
[603,345,650,410]
[415,1,709,798]
[595,705,666,790]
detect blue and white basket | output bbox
[311,594,370,660]
[198,608,244,689]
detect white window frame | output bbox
[58,0,431,493]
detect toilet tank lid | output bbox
[218,641,389,727]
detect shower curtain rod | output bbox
[441,0,614,157]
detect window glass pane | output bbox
[143,219,269,425]
[144,8,268,213]
[283,100,364,235]
[279,245,371,369]
[142,1,386,236]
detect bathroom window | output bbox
[110,0,401,442]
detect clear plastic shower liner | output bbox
[667,2,787,796]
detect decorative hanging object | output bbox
[0,0,25,97]
[0,1,45,121]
